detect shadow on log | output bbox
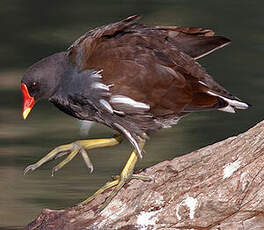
[24,121,264,230]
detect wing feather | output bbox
[66,15,248,122]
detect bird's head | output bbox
[21,52,68,119]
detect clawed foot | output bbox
[81,142,152,212]
[81,171,152,212]
[23,134,151,212]
[24,142,94,176]
[24,135,122,176]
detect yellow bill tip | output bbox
[23,108,32,120]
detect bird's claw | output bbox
[24,142,94,176]
[24,164,38,175]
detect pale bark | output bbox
[24,121,264,230]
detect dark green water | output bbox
[0,0,263,228]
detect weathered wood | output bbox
[24,121,264,230]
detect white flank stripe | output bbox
[114,123,142,158]
[91,69,103,78]
[91,82,109,91]
[207,91,248,109]
[91,73,102,79]
[198,80,208,87]
[96,69,103,74]
[110,95,150,110]
[113,110,125,115]
[99,99,113,114]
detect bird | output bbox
[21,15,249,211]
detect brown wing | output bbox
[68,15,141,70]
[67,15,246,117]
[68,15,231,66]
[153,25,231,59]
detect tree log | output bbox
[24,121,264,230]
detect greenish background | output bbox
[0,0,263,229]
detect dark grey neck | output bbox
[44,52,71,98]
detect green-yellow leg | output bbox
[81,138,152,211]
[24,134,123,175]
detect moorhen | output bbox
[21,15,249,210]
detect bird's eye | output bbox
[32,82,37,87]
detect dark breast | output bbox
[49,66,161,142]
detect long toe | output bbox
[24,136,122,175]
[24,163,38,175]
